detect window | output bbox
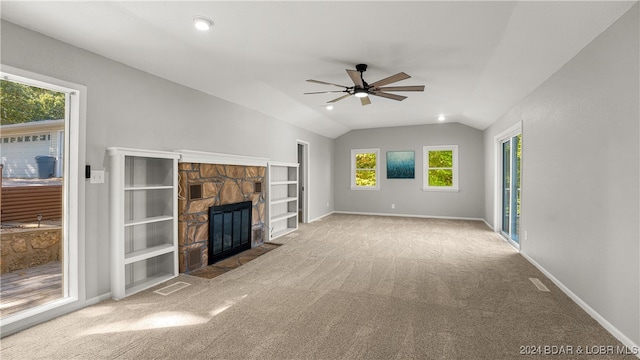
[422,145,459,191]
[351,148,380,190]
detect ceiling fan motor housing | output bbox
[355,63,368,73]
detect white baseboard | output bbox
[86,292,112,306]
[333,210,484,222]
[481,218,494,231]
[308,211,334,223]
[520,252,640,356]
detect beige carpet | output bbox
[0,214,629,359]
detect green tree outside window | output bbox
[1,80,65,125]
[428,150,453,186]
[351,149,380,190]
[423,146,458,190]
[354,151,377,187]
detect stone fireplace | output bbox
[177,153,267,273]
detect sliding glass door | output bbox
[1,67,82,336]
[501,133,521,245]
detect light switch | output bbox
[90,170,105,184]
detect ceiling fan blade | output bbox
[360,96,371,106]
[328,94,352,103]
[304,90,347,95]
[370,92,407,101]
[346,69,364,88]
[376,85,425,92]
[369,72,411,87]
[306,79,348,88]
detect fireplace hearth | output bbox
[209,201,252,264]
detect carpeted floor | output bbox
[0,214,630,359]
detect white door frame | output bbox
[0,65,86,337]
[297,140,310,223]
[494,122,522,250]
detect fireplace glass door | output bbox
[209,201,252,263]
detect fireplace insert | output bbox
[208,201,252,264]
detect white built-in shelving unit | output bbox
[267,161,299,239]
[108,147,180,300]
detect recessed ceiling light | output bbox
[325,104,334,111]
[193,16,213,31]
[438,114,446,121]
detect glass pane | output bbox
[511,134,521,243]
[223,212,232,251]
[355,152,376,169]
[355,170,376,186]
[232,210,242,248]
[428,169,453,187]
[212,213,223,255]
[241,209,250,245]
[0,80,66,318]
[502,141,511,234]
[428,150,453,168]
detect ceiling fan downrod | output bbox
[355,63,368,89]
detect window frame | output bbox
[422,145,459,192]
[0,65,86,336]
[350,148,380,190]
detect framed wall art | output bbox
[386,151,415,179]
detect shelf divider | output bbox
[125,215,173,227]
[124,244,175,264]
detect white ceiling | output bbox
[1,1,635,138]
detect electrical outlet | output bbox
[524,230,528,240]
[391,204,396,209]
[326,202,330,208]
[90,170,105,184]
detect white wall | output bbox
[1,21,335,299]
[484,4,639,346]
[334,123,484,218]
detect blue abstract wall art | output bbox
[386,151,415,179]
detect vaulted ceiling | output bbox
[1,1,635,138]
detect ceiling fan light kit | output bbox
[354,88,368,98]
[305,63,425,106]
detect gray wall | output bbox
[484,4,639,345]
[1,21,334,300]
[334,123,484,218]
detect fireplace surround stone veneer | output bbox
[177,163,266,273]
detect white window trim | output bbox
[422,145,459,192]
[350,148,380,190]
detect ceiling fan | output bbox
[305,64,425,106]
